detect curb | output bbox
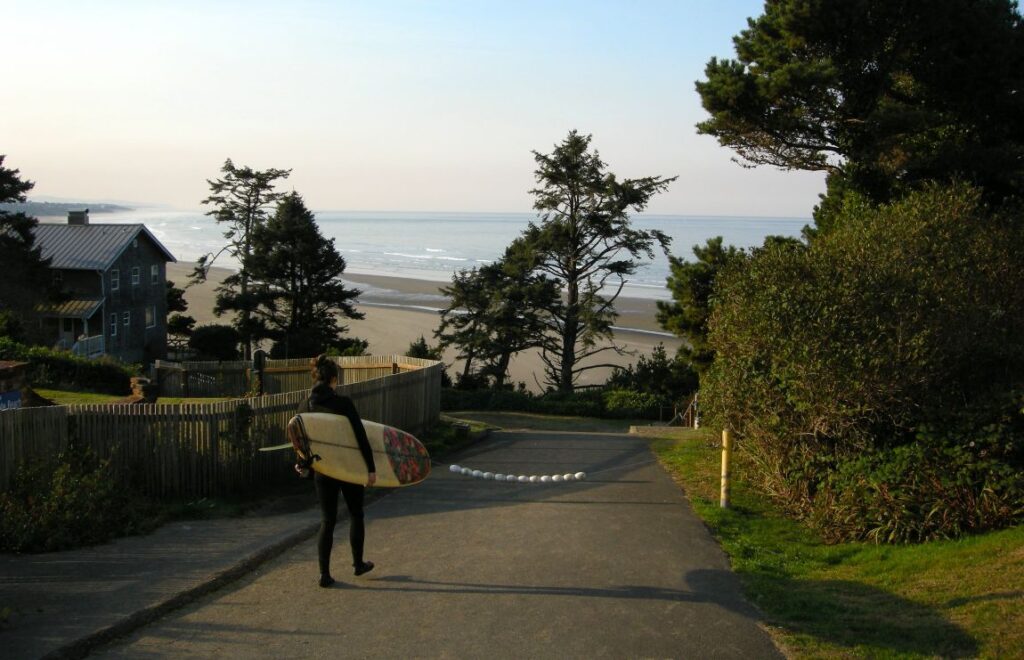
[42,520,320,660]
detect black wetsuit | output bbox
[298,382,376,576]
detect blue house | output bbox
[32,211,177,363]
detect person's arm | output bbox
[335,396,376,479]
[293,396,311,476]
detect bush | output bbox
[441,387,608,417]
[0,445,157,552]
[813,416,1024,544]
[0,337,134,394]
[603,389,661,418]
[606,343,698,406]
[703,184,1024,542]
[189,324,242,361]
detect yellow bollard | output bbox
[720,428,732,508]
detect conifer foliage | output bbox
[249,193,364,358]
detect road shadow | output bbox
[365,430,661,521]
[337,568,760,612]
[744,573,981,658]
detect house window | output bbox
[111,269,119,291]
[123,311,131,327]
[145,306,155,328]
[110,313,117,337]
[151,264,159,284]
[53,270,63,286]
[131,267,140,286]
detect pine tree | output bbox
[195,159,291,359]
[248,192,364,358]
[0,156,55,343]
[522,131,675,392]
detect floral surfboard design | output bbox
[382,426,432,485]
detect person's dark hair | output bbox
[311,354,339,384]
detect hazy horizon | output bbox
[3,1,826,217]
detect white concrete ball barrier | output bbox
[448,465,587,484]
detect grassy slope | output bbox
[33,388,232,405]
[651,429,1023,659]
[446,410,644,434]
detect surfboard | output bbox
[278,413,431,487]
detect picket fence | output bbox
[0,356,443,497]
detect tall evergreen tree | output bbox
[695,0,1024,228]
[436,252,557,388]
[522,131,675,392]
[248,192,364,358]
[656,237,745,373]
[436,267,491,385]
[194,159,291,359]
[479,251,558,389]
[0,156,55,343]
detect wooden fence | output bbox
[152,355,428,398]
[0,356,443,497]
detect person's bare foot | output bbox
[354,561,374,576]
[319,574,336,588]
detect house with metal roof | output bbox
[31,210,176,363]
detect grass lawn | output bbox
[32,388,124,404]
[32,388,234,406]
[650,429,1024,659]
[445,410,645,434]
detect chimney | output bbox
[67,209,89,225]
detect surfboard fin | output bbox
[258,442,293,452]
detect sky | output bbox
[2,1,826,216]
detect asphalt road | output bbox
[95,430,781,659]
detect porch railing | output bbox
[72,335,105,358]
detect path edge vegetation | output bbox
[0,417,488,554]
[649,428,1023,659]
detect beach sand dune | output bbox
[167,263,682,392]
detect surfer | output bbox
[298,354,377,587]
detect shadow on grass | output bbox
[750,574,980,658]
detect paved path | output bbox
[0,495,321,659]
[93,430,780,659]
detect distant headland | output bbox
[0,200,133,217]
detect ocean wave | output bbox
[384,252,429,260]
[609,325,676,338]
[358,301,445,314]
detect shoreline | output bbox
[167,262,682,391]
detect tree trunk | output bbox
[494,351,512,389]
[559,282,579,393]
[461,347,476,381]
[240,227,252,361]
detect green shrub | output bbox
[189,324,242,360]
[704,184,1024,542]
[0,445,157,552]
[606,343,698,406]
[603,389,661,418]
[0,337,134,394]
[441,387,608,417]
[813,419,1024,544]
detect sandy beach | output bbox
[167,263,682,391]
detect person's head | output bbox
[311,354,339,386]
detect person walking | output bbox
[297,354,377,587]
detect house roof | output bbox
[35,297,105,319]
[32,223,176,270]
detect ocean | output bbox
[44,208,809,301]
